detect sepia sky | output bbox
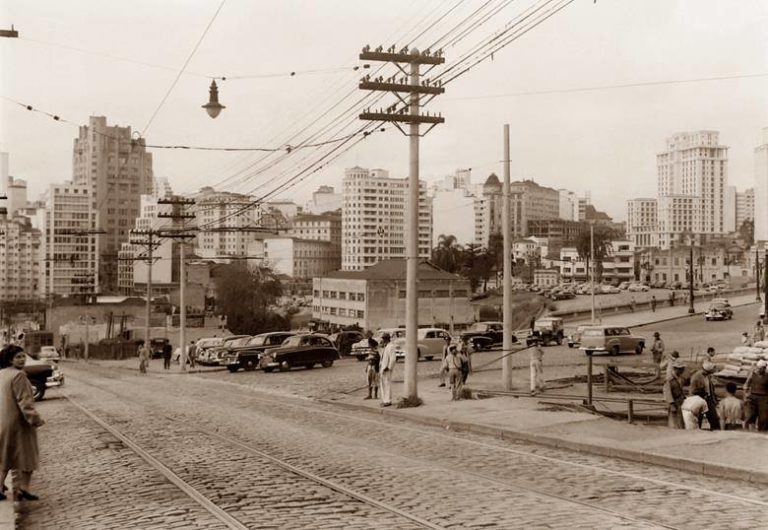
[1,0,767,222]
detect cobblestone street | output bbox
[15,361,768,529]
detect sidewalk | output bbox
[0,476,14,529]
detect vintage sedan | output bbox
[24,354,64,401]
[259,334,340,372]
[394,327,452,361]
[704,301,733,321]
[579,326,645,356]
[220,332,295,372]
[199,335,251,365]
[460,321,510,351]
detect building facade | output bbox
[637,246,729,286]
[626,198,658,248]
[72,116,154,292]
[559,240,635,284]
[263,237,339,279]
[312,260,473,330]
[735,188,754,230]
[432,188,475,247]
[510,179,560,235]
[341,167,432,271]
[473,173,524,247]
[193,188,261,258]
[558,189,579,221]
[304,185,343,214]
[0,213,41,301]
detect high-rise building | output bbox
[473,173,524,247]
[305,185,343,214]
[656,130,728,248]
[723,185,737,233]
[626,198,658,248]
[38,182,99,297]
[559,189,579,221]
[509,179,560,235]
[736,187,755,230]
[755,128,768,242]
[72,116,154,292]
[341,166,432,271]
[5,177,27,216]
[0,212,41,301]
[193,187,261,258]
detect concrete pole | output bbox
[179,241,187,371]
[84,307,90,361]
[144,232,153,350]
[404,50,421,400]
[590,222,595,325]
[502,124,513,390]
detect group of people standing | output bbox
[438,335,471,401]
[663,343,768,431]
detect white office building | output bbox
[626,198,658,248]
[341,167,432,271]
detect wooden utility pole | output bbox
[358,44,445,402]
[157,197,197,371]
[129,230,162,347]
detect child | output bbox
[717,382,744,430]
[364,337,380,400]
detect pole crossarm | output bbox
[157,213,196,219]
[57,228,108,235]
[359,50,444,65]
[359,81,444,95]
[201,226,273,233]
[157,198,196,205]
[359,112,444,125]
[0,26,18,38]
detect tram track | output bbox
[61,368,768,529]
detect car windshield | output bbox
[468,323,490,332]
[227,337,251,347]
[709,303,727,310]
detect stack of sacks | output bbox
[714,345,768,379]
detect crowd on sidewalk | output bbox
[661,334,768,432]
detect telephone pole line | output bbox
[158,197,197,371]
[359,44,445,402]
[129,229,163,347]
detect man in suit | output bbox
[379,333,397,407]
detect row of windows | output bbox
[314,306,365,318]
[315,290,365,301]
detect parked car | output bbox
[393,327,452,361]
[627,283,650,292]
[193,337,224,364]
[460,321,513,351]
[618,281,630,291]
[350,328,406,361]
[579,326,645,356]
[526,317,565,346]
[704,301,733,321]
[259,334,340,372]
[599,285,620,294]
[328,330,365,357]
[37,345,61,363]
[567,325,586,348]
[149,337,170,359]
[205,335,252,366]
[220,332,295,372]
[549,291,575,301]
[23,353,64,401]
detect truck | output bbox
[23,330,54,356]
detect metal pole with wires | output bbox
[502,124,513,390]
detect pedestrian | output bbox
[187,340,197,368]
[438,335,451,388]
[704,347,716,361]
[364,335,380,400]
[138,343,149,374]
[0,344,45,502]
[629,296,636,313]
[162,342,172,370]
[459,336,471,384]
[754,321,765,343]
[663,360,686,429]
[743,359,768,431]
[681,394,709,430]
[662,350,680,380]
[741,332,754,347]
[530,338,544,395]
[669,291,676,307]
[717,382,744,430]
[443,345,464,400]
[379,333,397,407]
[688,361,720,430]
[651,332,665,365]
[650,296,657,312]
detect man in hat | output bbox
[651,332,665,365]
[689,361,720,430]
[378,332,397,407]
[744,359,768,431]
[529,337,544,395]
[663,359,686,429]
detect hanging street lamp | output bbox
[202,80,225,118]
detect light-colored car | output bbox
[194,337,225,365]
[567,326,586,348]
[394,327,452,361]
[37,345,61,362]
[579,326,645,356]
[627,283,650,292]
[350,328,406,361]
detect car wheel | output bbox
[244,360,256,371]
[635,343,644,355]
[425,355,434,361]
[227,366,239,373]
[568,343,573,348]
[612,345,620,356]
[279,361,291,372]
[321,359,334,368]
[305,363,315,369]
[31,380,46,401]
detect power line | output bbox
[141,0,227,136]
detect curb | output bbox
[320,397,768,486]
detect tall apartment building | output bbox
[341,167,432,271]
[193,187,261,258]
[656,130,728,248]
[754,128,768,242]
[72,116,154,292]
[0,212,41,301]
[286,211,342,272]
[736,188,754,229]
[559,189,579,221]
[288,211,341,246]
[304,186,343,215]
[473,173,524,247]
[509,179,560,235]
[263,237,339,279]
[38,182,99,297]
[626,198,658,248]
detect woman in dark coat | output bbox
[0,344,44,501]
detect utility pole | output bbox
[688,242,695,315]
[157,197,197,371]
[359,44,445,402]
[502,124,513,390]
[756,245,761,302]
[764,247,768,325]
[0,25,18,38]
[129,230,162,347]
[590,222,595,324]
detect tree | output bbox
[739,219,754,246]
[432,234,463,273]
[214,263,289,335]
[575,224,618,282]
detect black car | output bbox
[220,332,296,372]
[704,302,733,321]
[460,321,516,350]
[23,354,64,401]
[328,330,365,357]
[259,334,340,372]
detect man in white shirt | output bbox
[379,333,397,407]
[681,394,708,430]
